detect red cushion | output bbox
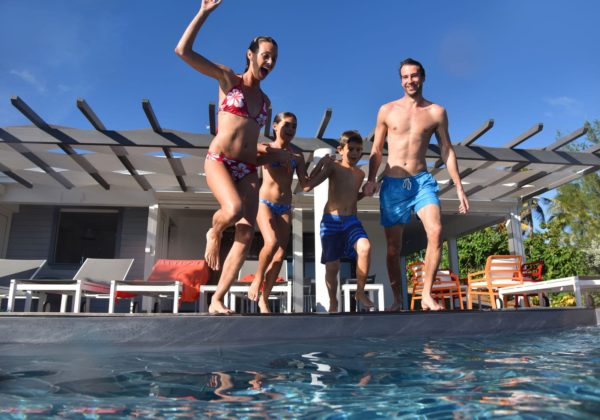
[240,274,255,283]
[146,259,210,302]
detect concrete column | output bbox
[292,207,304,312]
[141,204,159,312]
[0,204,15,258]
[506,205,525,257]
[313,147,335,312]
[448,237,460,276]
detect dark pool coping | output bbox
[0,308,598,346]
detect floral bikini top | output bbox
[219,81,268,127]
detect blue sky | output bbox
[1,0,599,149]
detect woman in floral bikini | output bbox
[175,0,289,314]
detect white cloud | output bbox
[9,69,47,94]
[546,96,581,112]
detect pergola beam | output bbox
[543,126,588,151]
[77,98,107,131]
[457,123,545,196]
[315,108,332,139]
[77,98,153,191]
[142,99,163,133]
[460,119,494,146]
[0,162,33,188]
[495,125,591,197]
[11,96,111,190]
[141,99,188,192]
[10,96,51,130]
[520,165,597,202]
[503,123,543,149]
[432,119,494,174]
[208,102,216,136]
[0,131,74,189]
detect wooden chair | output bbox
[467,255,523,309]
[409,261,464,310]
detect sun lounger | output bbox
[109,259,209,313]
[0,259,47,311]
[498,275,600,307]
[7,258,134,313]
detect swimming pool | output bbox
[1,326,598,418]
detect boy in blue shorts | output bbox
[304,130,374,312]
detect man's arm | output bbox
[362,105,388,196]
[435,108,469,214]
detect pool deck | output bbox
[1,308,598,347]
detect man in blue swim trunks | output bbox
[363,58,469,311]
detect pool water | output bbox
[1,326,599,418]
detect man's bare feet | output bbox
[258,297,271,313]
[328,299,338,313]
[355,291,374,310]
[421,295,443,311]
[247,277,262,301]
[386,302,403,312]
[204,229,221,271]
[208,299,233,314]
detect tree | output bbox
[457,225,509,274]
[549,120,600,274]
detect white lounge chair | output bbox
[498,275,600,307]
[0,259,47,311]
[7,258,134,313]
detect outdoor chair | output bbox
[0,259,47,311]
[229,259,291,313]
[409,261,464,310]
[7,258,134,313]
[467,254,524,309]
[341,275,385,312]
[109,259,210,313]
[516,259,545,307]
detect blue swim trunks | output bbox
[320,214,368,264]
[380,171,440,227]
[260,198,292,216]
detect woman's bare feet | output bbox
[421,295,443,311]
[247,277,262,301]
[258,296,271,313]
[205,229,221,270]
[355,291,374,310]
[208,299,233,314]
